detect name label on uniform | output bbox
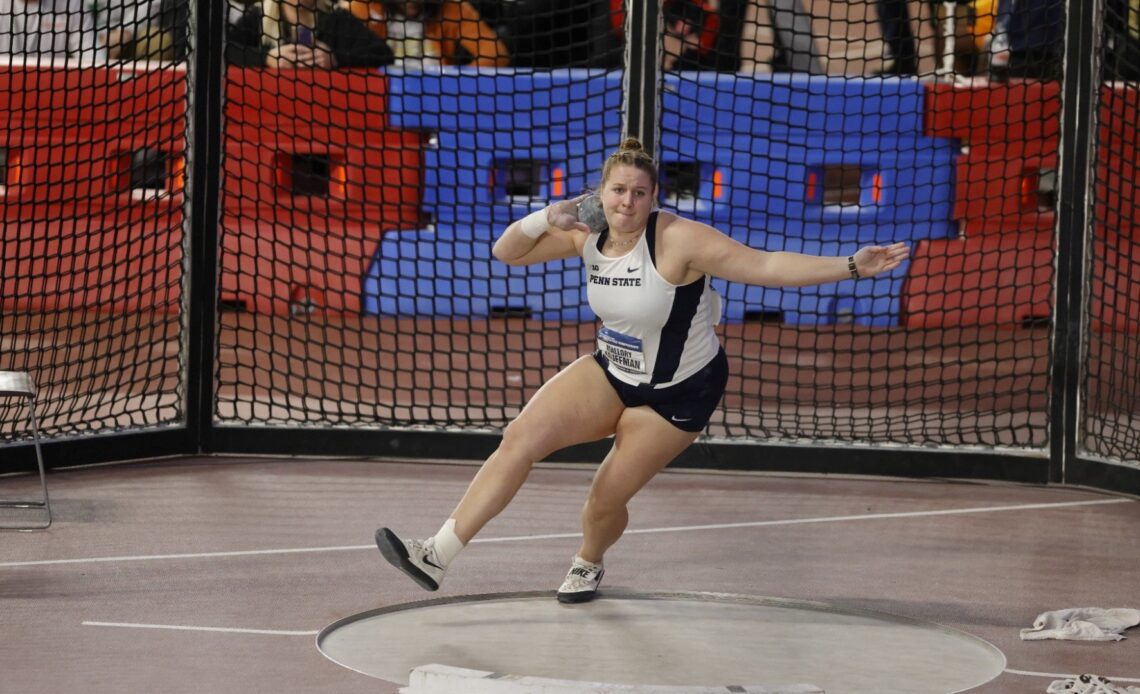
[598,327,646,375]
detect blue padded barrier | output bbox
[655,131,957,241]
[423,130,611,226]
[658,73,956,249]
[387,69,622,229]
[661,73,926,137]
[709,236,910,326]
[361,228,595,321]
[386,68,624,134]
[362,229,905,326]
[371,70,935,326]
[711,274,906,326]
[706,215,923,247]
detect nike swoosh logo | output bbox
[670,416,692,422]
[422,555,444,570]
[627,267,640,273]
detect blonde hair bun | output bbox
[601,136,658,188]
[619,137,644,152]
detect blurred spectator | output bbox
[989,0,1136,81]
[989,0,1062,80]
[1104,0,1140,79]
[133,0,190,61]
[874,0,920,74]
[0,0,100,61]
[604,0,739,71]
[1005,0,1061,79]
[345,0,509,67]
[93,0,188,61]
[85,0,135,60]
[874,0,993,76]
[738,0,776,73]
[991,0,1135,81]
[662,0,720,70]
[987,0,1012,74]
[738,0,824,74]
[227,0,394,67]
[506,0,618,68]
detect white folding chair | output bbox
[0,371,51,530]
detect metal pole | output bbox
[1050,0,1100,482]
[622,0,661,155]
[187,0,226,453]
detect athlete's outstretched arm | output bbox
[675,217,909,287]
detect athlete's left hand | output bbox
[852,242,910,278]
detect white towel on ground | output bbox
[1046,674,1140,693]
[1021,607,1140,641]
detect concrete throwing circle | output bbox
[317,591,1005,693]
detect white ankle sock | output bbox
[431,519,465,567]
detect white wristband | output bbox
[519,209,549,239]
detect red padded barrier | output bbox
[1098,86,1140,242]
[219,219,374,315]
[924,81,1062,144]
[1,65,187,312]
[1093,230,1140,333]
[1,66,425,314]
[926,81,1140,243]
[901,232,1054,328]
[0,65,187,127]
[952,139,1056,235]
[919,81,1140,331]
[925,81,1061,236]
[222,134,422,227]
[222,68,422,226]
[0,212,184,312]
[904,230,1140,333]
[219,68,424,314]
[0,65,186,216]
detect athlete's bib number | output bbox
[598,328,646,375]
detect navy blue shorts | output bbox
[592,347,728,432]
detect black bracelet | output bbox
[847,255,860,280]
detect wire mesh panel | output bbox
[658,0,1062,450]
[3,0,1135,485]
[208,0,1077,454]
[1084,4,1140,468]
[0,5,189,442]
[214,0,622,429]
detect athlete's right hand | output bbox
[544,195,591,233]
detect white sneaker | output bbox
[375,527,445,591]
[556,555,604,603]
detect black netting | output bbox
[210,0,1058,452]
[661,1,1060,449]
[2,0,1138,477]
[1085,14,1140,464]
[215,0,621,428]
[0,2,189,442]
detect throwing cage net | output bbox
[1,0,1138,478]
[1087,0,1140,462]
[0,8,190,439]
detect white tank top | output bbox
[583,212,722,388]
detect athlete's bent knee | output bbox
[496,419,554,467]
